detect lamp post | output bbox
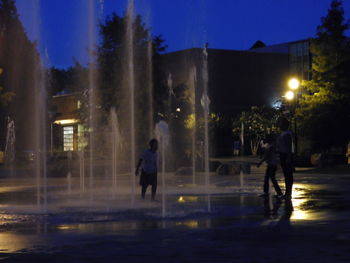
[285,77,300,158]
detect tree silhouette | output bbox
[0,0,40,150]
[298,0,350,152]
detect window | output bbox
[63,126,74,151]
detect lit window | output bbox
[63,126,74,151]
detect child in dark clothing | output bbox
[136,139,158,200]
[257,134,283,198]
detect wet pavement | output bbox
[0,168,350,262]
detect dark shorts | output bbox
[139,170,157,186]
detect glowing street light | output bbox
[285,90,295,101]
[288,78,300,90]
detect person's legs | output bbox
[263,167,270,194]
[141,185,147,199]
[280,153,294,198]
[284,165,294,198]
[151,182,157,200]
[269,165,283,196]
[151,173,157,200]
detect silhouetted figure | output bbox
[136,139,158,200]
[277,118,294,199]
[257,134,283,198]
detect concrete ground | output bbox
[0,165,349,263]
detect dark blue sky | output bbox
[16,0,350,69]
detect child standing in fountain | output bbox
[257,134,283,198]
[136,139,158,200]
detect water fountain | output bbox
[0,0,266,221]
[110,107,121,198]
[201,44,211,212]
[79,149,85,195]
[147,40,154,139]
[88,0,98,200]
[190,67,197,185]
[4,117,15,165]
[155,120,170,218]
[126,0,136,207]
[67,151,72,194]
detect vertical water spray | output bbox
[110,108,120,198]
[4,117,15,180]
[239,169,245,192]
[88,0,97,198]
[67,151,72,194]
[79,149,85,195]
[30,0,48,213]
[34,59,48,212]
[4,117,15,166]
[201,44,210,212]
[147,40,154,138]
[126,0,136,206]
[155,120,169,218]
[167,73,173,119]
[190,67,197,185]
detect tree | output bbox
[250,40,266,50]
[297,0,350,151]
[232,106,279,156]
[0,68,15,107]
[0,0,40,150]
[97,13,167,120]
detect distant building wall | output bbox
[161,48,290,117]
[160,48,290,156]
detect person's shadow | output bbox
[263,196,294,220]
[284,198,294,219]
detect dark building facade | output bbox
[49,41,311,156]
[160,48,290,156]
[161,47,290,118]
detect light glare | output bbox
[288,78,300,90]
[285,91,295,100]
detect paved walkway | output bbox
[0,169,349,262]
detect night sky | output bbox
[15,0,350,69]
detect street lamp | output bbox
[286,77,300,162]
[288,78,300,90]
[285,90,295,101]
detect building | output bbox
[252,39,311,81]
[161,47,291,117]
[50,40,311,154]
[51,91,82,152]
[160,41,310,155]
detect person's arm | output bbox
[257,158,265,167]
[257,150,268,167]
[257,146,271,167]
[135,158,142,176]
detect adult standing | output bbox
[277,118,294,199]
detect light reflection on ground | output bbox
[0,171,348,258]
